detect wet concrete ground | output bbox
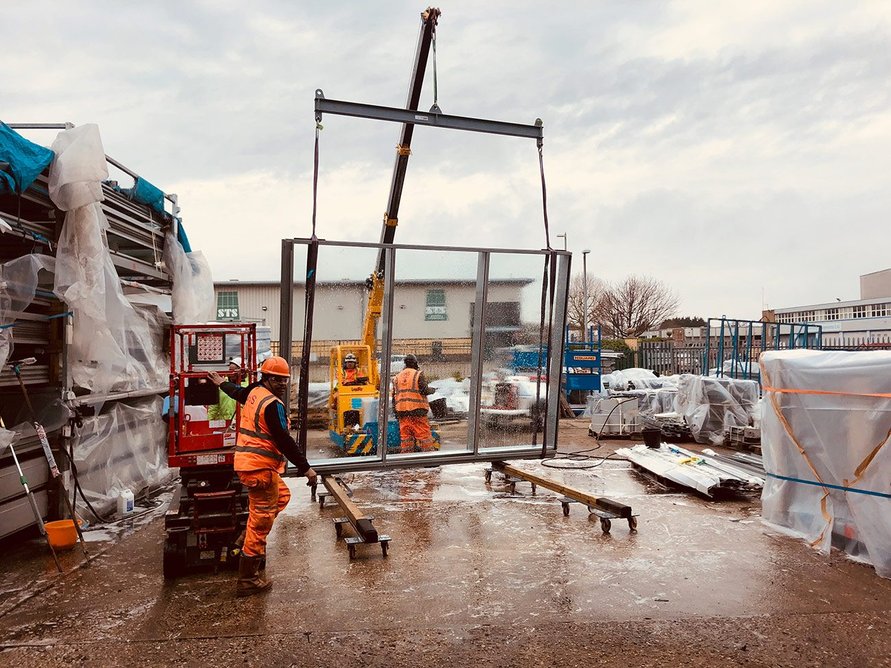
[1,420,890,667]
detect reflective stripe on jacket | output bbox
[393,368,429,416]
[234,386,286,473]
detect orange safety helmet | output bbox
[259,355,290,377]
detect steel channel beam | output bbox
[315,95,543,140]
[321,476,378,542]
[493,462,632,518]
[293,446,561,476]
[377,246,397,462]
[286,236,565,258]
[279,240,294,409]
[466,251,490,455]
[545,253,570,451]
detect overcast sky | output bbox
[5,1,891,320]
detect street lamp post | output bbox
[582,249,591,343]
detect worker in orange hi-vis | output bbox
[208,356,316,597]
[391,354,436,453]
[341,352,368,386]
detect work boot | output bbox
[236,555,272,597]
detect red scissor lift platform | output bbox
[163,323,257,579]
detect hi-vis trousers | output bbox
[237,469,291,557]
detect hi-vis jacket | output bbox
[235,386,286,473]
[219,381,311,475]
[343,367,367,385]
[392,368,433,417]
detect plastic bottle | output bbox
[118,489,135,517]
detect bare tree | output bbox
[600,275,679,338]
[566,274,608,338]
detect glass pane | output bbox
[293,243,383,465]
[385,247,477,458]
[479,252,549,450]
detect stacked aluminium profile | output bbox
[0,122,178,536]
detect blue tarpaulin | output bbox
[131,176,165,214]
[176,219,192,253]
[0,122,55,194]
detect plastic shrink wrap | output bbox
[163,230,214,324]
[760,350,891,578]
[676,374,759,445]
[70,397,173,517]
[0,254,55,369]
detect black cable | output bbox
[56,443,114,523]
[539,396,640,469]
[594,396,640,441]
[541,450,625,470]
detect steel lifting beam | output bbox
[315,93,544,141]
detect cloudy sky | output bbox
[5,1,891,320]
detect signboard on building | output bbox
[216,290,239,321]
[217,306,239,320]
[425,305,447,321]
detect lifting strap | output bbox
[534,140,558,456]
[297,121,322,455]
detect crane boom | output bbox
[362,6,441,352]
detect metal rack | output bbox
[1,123,176,538]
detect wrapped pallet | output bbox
[676,374,759,445]
[760,350,891,578]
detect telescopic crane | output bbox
[328,7,442,454]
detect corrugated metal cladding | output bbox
[214,281,530,343]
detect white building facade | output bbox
[214,278,532,347]
[767,268,891,347]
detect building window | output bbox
[217,291,239,321]
[853,305,867,319]
[425,289,447,321]
[871,303,887,317]
[800,310,815,322]
[826,308,838,321]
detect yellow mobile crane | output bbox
[328,8,442,455]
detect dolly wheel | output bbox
[381,542,389,558]
[562,502,570,517]
[600,518,612,534]
[348,544,356,560]
[628,516,638,532]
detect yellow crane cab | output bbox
[328,344,379,454]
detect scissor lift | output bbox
[162,323,257,579]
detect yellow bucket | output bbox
[44,519,81,551]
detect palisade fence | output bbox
[632,342,710,376]
[271,338,473,364]
[631,327,891,379]
[271,331,891,379]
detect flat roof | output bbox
[214,278,535,288]
[774,296,890,312]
